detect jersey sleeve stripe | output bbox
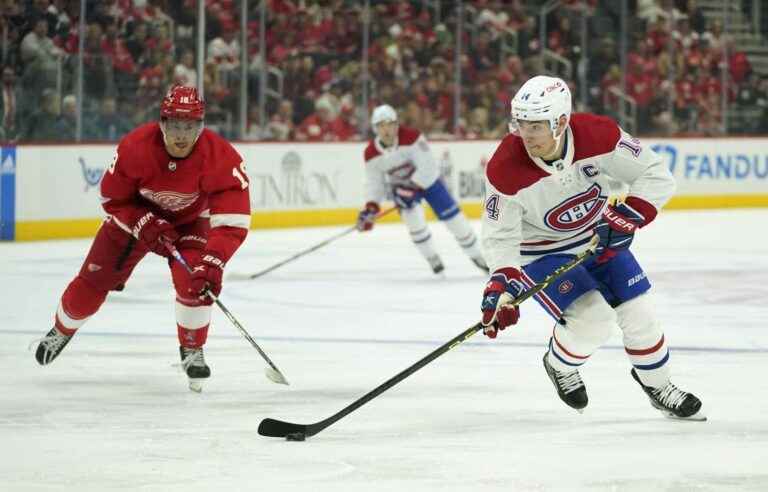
[210,213,251,229]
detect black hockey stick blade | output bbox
[256,242,597,439]
[258,418,312,438]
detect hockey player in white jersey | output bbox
[479,75,704,420]
[357,104,488,274]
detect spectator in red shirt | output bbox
[727,40,751,84]
[295,99,337,141]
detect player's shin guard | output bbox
[616,293,670,388]
[547,291,616,372]
[37,276,108,365]
[400,205,443,273]
[176,300,212,391]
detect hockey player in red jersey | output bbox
[356,104,488,275]
[479,75,705,420]
[34,85,251,392]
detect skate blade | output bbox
[188,379,204,393]
[662,410,707,422]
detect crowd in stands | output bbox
[1,0,767,143]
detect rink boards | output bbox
[1,137,767,241]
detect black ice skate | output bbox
[471,256,490,274]
[543,352,588,412]
[35,327,74,366]
[631,369,706,421]
[427,255,445,275]
[179,346,211,393]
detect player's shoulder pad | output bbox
[364,139,379,162]
[569,113,621,161]
[486,133,548,196]
[397,126,422,146]
[198,128,243,169]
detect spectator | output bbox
[89,97,133,141]
[55,93,78,140]
[20,88,61,141]
[672,17,699,51]
[295,98,353,141]
[0,66,21,140]
[125,22,150,63]
[20,17,62,64]
[625,57,656,132]
[684,0,707,33]
[701,19,727,52]
[173,49,197,87]
[82,22,111,100]
[265,99,296,140]
[207,21,240,72]
[727,40,751,84]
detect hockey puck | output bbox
[285,432,306,441]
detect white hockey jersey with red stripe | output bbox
[363,126,441,203]
[481,113,675,273]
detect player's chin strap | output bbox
[551,123,568,153]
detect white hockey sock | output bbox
[56,301,90,331]
[400,205,440,261]
[443,213,483,259]
[548,291,618,372]
[175,300,212,330]
[616,293,670,388]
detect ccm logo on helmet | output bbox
[545,82,563,92]
[544,184,607,232]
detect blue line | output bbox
[2,329,766,354]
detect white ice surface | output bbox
[1,210,767,492]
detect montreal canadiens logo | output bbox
[558,280,574,294]
[544,183,607,232]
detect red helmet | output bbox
[160,85,205,121]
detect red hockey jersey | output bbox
[100,123,251,261]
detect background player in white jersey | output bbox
[357,104,487,274]
[479,75,704,420]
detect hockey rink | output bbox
[1,209,767,492]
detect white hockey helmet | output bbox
[371,104,398,127]
[509,75,571,135]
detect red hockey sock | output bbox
[53,320,78,336]
[177,324,209,348]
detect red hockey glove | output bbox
[480,268,523,338]
[356,202,380,232]
[133,212,179,256]
[188,253,225,305]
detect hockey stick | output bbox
[229,206,398,281]
[258,238,598,439]
[164,242,290,386]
